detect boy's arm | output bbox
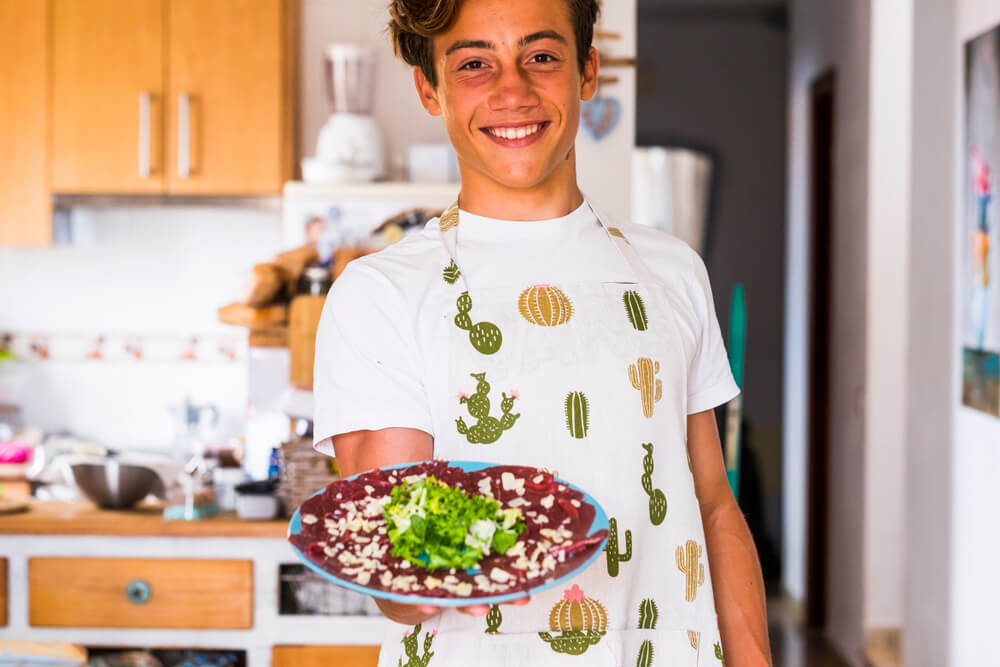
[688,409,771,666]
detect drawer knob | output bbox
[125,579,152,604]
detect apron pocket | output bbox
[379,626,703,667]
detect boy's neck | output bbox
[456,153,585,222]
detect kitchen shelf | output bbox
[0,501,285,538]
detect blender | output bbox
[302,43,386,183]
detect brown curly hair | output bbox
[389,0,601,88]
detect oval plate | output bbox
[287,460,610,607]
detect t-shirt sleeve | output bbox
[312,261,433,455]
[685,247,741,414]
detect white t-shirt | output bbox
[313,202,738,453]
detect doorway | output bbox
[805,69,835,629]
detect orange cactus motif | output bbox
[438,202,459,232]
[518,284,574,327]
[549,585,608,632]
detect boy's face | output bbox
[414,0,599,192]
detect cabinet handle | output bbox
[178,92,190,179]
[125,579,152,604]
[138,93,151,179]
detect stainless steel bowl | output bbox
[70,461,161,509]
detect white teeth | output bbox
[489,124,541,139]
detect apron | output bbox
[379,200,725,667]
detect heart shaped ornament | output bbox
[581,97,622,141]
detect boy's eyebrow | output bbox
[444,30,568,56]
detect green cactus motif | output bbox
[604,517,632,577]
[624,290,649,331]
[537,631,605,656]
[636,639,654,667]
[443,259,461,285]
[456,372,520,444]
[485,604,503,634]
[564,391,590,438]
[398,624,435,667]
[641,443,668,525]
[638,598,658,630]
[714,641,725,664]
[455,291,502,355]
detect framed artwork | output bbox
[962,24,1000,416]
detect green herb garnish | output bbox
[383,477,526,571]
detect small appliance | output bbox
[303,43,386,184]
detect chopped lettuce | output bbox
[383,477,526,571]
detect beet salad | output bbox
[288,460,608,599]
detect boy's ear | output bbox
[580,46,600,101]
[414,67,443,116]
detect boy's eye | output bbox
[459,60,486,71]
[531,53,557,64]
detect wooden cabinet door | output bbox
[50,0,165,193]
[273,646,380,667]
[166,0,294,195]
[0,0,50,245]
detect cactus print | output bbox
[565,391,590,438]
[455,372,520,444]
[454,291,503,355]
[628,357,663,418]
[676,540,706,602]
[485,604,502,634]
[443,259,461,285]
[539,585,607,656]
[641,443,668,525]
[605,517,632,577]
[623,290,649,331]
[399,624,435,667]
[438,202,459,232]
[518,285,574,326]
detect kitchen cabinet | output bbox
[50,0,165,194]
[272,646,380,667]
[29,557,253,629]
[0,0,50,245]
[51,0,296,196]
[165,0,296,194]
[0,503,389,665]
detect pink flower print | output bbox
[457,392,469,400]
[534,284,551,291]
[509,390,520,400]
[431,630,438,637]
[564,584,586,602]
[403,631,409,638]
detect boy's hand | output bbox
[376,596,531,625]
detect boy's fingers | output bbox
[458,604,491,615]
[417,605,441,615]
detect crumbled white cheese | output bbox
[455,582,473,597]
[301,513,318,525]
[539,495,555,509]
[489,568,511,583]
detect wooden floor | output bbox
[768,598,851,667]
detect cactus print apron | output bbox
[380,200,725,667]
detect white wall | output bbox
[785,1,872,660]
[0,206,281,449]
[948,6,1000,665]
[863,0,911,633]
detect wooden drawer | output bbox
[29,557,252,629]
[273,646,380,667]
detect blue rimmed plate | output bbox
[287,460,610,607]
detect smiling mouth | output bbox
[480,121,550,145]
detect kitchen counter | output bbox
[0,501,287,537]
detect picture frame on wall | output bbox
[962,24,1000,417]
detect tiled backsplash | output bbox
[0,204,282,451]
